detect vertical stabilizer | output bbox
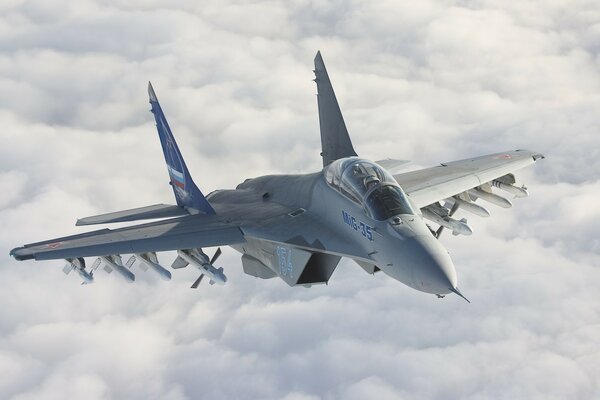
[313,51,357,166]
[148,82,215,215]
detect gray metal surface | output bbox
[394,150,544,208]
[314,51,357,166]
[11,215,245,260]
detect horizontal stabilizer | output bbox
[76,204,188,226]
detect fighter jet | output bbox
[10,52,544,301]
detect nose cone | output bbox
[404,237,457,295]
[215,271,227,285]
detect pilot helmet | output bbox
[364,175,381,189]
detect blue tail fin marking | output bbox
[148,82,215,215]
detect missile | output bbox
[444,197,490,218]
[97,255,135,283]
[422,208,472,236]
[492,180,528,198]
[125,252,171,281]
[468,188,512,208]
[63,257,94,285]
[177,248,227,287]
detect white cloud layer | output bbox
[1,1,599,399]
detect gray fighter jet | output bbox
[10,52,544,301]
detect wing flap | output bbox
[394,150,544,208]
[10,215,245,261]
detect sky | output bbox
[1,0,599,399]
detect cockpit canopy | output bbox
[324,157,415,220]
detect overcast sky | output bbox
[1,1,599,399]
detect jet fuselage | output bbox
[208,158,457,295]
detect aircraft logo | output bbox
[163,123,189,201]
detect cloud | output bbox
[1,1,599,399]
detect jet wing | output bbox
[10,200,371,264]
[10,214,245,261]
[394,150,544,208]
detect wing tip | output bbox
[515,149,545,161]
[314,50,324,70]
[148,81,158,102]
[10,247,32,261]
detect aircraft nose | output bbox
[404,236,457,295]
